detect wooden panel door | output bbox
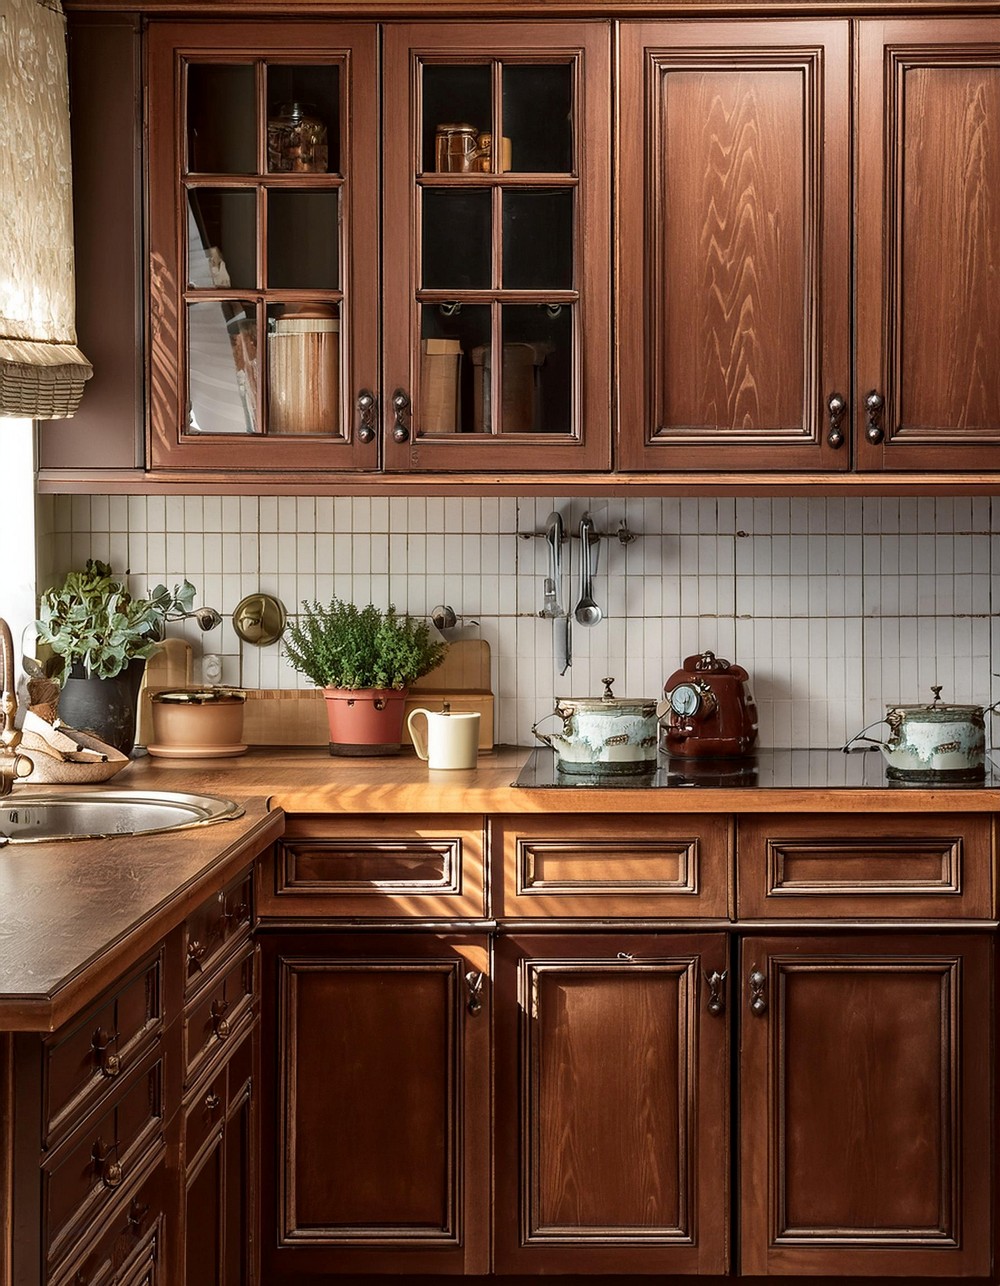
[617,21,850,473]
[856,19,1000,471]
[259,932,489,1279]
[740,933,993,1277]
[146,22,379,472]
[381,23,611,472]
[494,932,729,1274]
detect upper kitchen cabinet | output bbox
[146,23,380,472]
[855,18,1000,471]
[618,16,1000,476]
[380,23,612,473]
[616,20,851,473]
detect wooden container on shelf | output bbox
[268,304,339,435]
[471,342,551,433]
[419,338,462,432]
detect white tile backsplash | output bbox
[34,494,1000,749]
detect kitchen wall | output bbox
[35,493,1000,749]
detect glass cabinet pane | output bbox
[418,303,490,434]
[422,189,492,289]
[502,189,573,289]
[187,190,256,289]
[266,65,340,174]
[187,300,258,435]
[502,65,573,173]
[187,64,256,175]
[267,302,341,436]
[421,65,492,173]
[268,190,340,289]
[469,304,572,435]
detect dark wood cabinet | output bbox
[617,19,851,474]
[739,932,993,1277]
[258,930,490,1279]
[46,9,1000,491]
[493,932,730,1275]
[855,17,1000,471]
[618,15,1000,476]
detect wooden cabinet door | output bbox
[381,23,611,473]
[259,932,490,1279]
[146,22,379,473]
[494,932,729,1275]
[617,21,850,473]
[740,933,993,1277]
[856,19,1000,472]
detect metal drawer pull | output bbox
[211,998,231,1041]
[92,1027,121,1078]
[826,391,846,448]
[748,966,768,1016]
[92,1138,123,1189]
[357,389,377,443]
[465,970,484,1016]
[704,969,727,1016]
[205,1091,221,1112]
[391,388,411,443]
[864,389,885,444]
[187,939,207,971]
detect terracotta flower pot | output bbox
[322,687,408,756]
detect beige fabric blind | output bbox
[0,0,92,418]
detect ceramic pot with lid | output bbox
[845,686,999,781]
[148,687,247,759]
[532,678,660,775]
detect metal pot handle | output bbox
[531,712,561,747]
[842,717,889,753]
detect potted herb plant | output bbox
[35,560,212,754]
[283,598,447,755]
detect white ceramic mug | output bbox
[407,708,480,770]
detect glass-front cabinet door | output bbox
[381,23,611,472]
[147,24,379,472]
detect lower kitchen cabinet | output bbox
[258,931,491,1279]
[493,932,730,1275]
[739,932,993,1278]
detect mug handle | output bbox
[406,708,432,761]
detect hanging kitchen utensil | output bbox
[573,513,603,626]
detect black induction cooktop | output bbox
[513,747,1000,790]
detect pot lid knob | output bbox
[602,677,616,699]
[931,685,943,704]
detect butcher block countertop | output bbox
[116,744,1000,815]
[2,744,999,1030]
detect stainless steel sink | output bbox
[0,790,245,844]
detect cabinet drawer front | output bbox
[496,816,730,918]
[184,867,253,995]
[45,1054,165,1265]
[183,943,256,1087]
[260,815,486,919]
[45,950,164,1147]
[737,814,993,918]
[49,1160,165,1286]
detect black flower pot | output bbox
[57,658,147,756]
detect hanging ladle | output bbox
[574,514,603,626]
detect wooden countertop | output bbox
[0,796,281,1032]
[117,744,1000,815]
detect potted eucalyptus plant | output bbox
[283,598,447,755]
[35,560,211,754]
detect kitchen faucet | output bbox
[0,617,32,795]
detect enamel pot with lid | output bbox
[846,686,999,782]
[532,678,660,775]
